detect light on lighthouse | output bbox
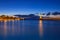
[40,15,42,19]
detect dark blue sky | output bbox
[0,0,60,15]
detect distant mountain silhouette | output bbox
[14,12,60,20]
[47,12,50,15]
[47,12,60,15]
[52,12,60,15]
[14,14,40,20]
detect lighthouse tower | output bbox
[40,13,42,19]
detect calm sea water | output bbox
[0,20,60,40]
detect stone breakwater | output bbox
[40,17,60,20]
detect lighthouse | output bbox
[40,13,42,19]
[40,15,42,19]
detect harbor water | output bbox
[0,20,60,40]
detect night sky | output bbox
[0,0,60,15]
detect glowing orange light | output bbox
[39,20,43,36]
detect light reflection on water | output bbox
[0,20,60,40]
[39,20,44,40]
[0,20,21,36]
[39,20,43,36]
[0,20,40,40]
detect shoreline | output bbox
[0,17,60,21]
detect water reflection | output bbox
[0,20,60,40]
[39,20,43,37]
[4,20,7,36]
[12,20,14,35]
[0,20,21,36]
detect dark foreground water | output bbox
[0,20,60,40]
